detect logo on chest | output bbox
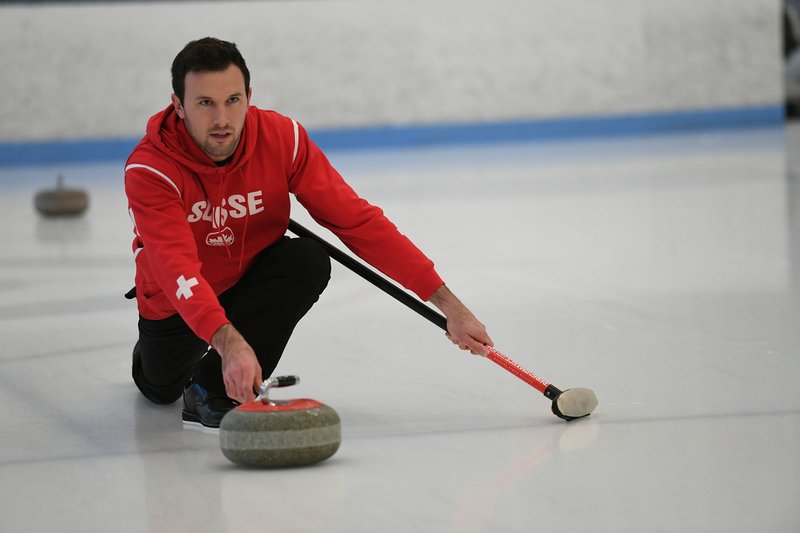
[187,190,264,247]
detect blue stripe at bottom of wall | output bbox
[0,105,784,167]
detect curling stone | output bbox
[220,376,341,468]
[34,175,89,217]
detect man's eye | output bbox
[199,100,212,106]
[228,96,240,104]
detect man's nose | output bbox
[212,106,229,127]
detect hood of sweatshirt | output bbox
[144,104,259,177]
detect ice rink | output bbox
[1,123,798,532]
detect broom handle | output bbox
[287,218,559,398]
[288,219,448,330]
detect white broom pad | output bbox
[556,388,598,418]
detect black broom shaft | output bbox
[287,219,449,331]
[288,220,569,404]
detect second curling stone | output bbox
[220,376,341,468]
[34,175,89,217]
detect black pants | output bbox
[132,237,331,404]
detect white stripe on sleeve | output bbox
[291,119,299,164]
[125,164,181,198]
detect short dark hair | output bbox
[171,37,251,103]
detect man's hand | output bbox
[429,284,493,356]
[211,324,262,403]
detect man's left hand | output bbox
[429,284,493,356]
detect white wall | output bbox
[0,0,782,142]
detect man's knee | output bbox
[133,369,185,404]
[132,342,187,405]
[140,385,183,405]
[287,237,331,291]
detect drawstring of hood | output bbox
[197,165,249,270]
[238,209,250,273]
[193,170,231,260]
[218,170,233,261]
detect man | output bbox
[125,37,493,429]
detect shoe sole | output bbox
[181,409,220,433]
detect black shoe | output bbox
[182,382,238,430]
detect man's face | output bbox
[171,64,251,162]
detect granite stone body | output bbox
[220,399,341,468]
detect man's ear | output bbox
[247,87,252,105]
[171,94,185,119]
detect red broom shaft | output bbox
[486,347,549,394]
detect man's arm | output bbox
[287,120,443,302]
[283,118,491,355]
[428,284,493,356]
[211,324,262,403]
[125,165,229,343]
[126,165,259,402]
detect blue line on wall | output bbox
[0,105,783,167]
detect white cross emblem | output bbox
[176,275,199,300]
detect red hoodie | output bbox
[125,104,443,343]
